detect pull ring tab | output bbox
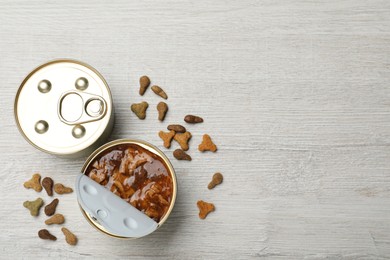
[75,173,158,238]
[58,90,107,125]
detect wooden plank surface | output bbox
[0,1,389,259]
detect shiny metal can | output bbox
[14,59,114,158]
[76,139,177,239]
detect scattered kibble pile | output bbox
[23,173,77,245]
[131,75,225,219]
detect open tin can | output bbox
[14,60,177,238]
[76,139,177,238]
[14,59,114,158]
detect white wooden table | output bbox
[1,1,389,259]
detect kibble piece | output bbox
[173,131,192,151]
[139,75,150,96]
[173,149,192,161]
[208,172,223,189]
[131,101,149,120]
[197,200,215,219]
[151,85,168,99]
[45,213,65,225]
[54,183,73,194]
[184,115,203,124]
[44,198,59,216]
[38,229,56,241]
[198,134,217,152]
[157,102,168,121]
[42,177,54,196]
[167,124,186,133]
[23,173,42,192]
[158,130,175,148]
[23,198,43,216]
[61,227,77,246]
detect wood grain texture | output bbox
[1,0,390,259]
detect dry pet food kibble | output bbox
[173,149,192,161]
[157,102,168,121]
[139,75,150,96]
[184,115,203,124]
[62,227,78,246]
[38,229,56,241]
[42,177,54,196]
[151,85,168,99]
[44,198,59,216]
[54,183,73,194]
[131,101,149,120]
[158,130,175,148]
[208,172,223,189]
[45,213,65,225]
[197,200,215,219]
[167,124,186,133]
[23,173,42,192]
[173,131,192,151]
[23,198,43,216]
[198,134,217,152]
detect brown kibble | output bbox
[23,173,42,192]
[198,134,217,152]
[197,200,215,219]
[23,198,43,216]
[208,172,223,189]
[158,130,175,148]
[44,198,59,216]
[173,131,192,151]
[173,149,192,161]
[167,124,186,133]
[45,213,65,225]
[38,229,56,241]
[184,115,203,124]
[131,101,149,120]
[62,227,78,246]
[139,75,150,96]
[157,102,168,121]
[42,177,54,196]
[151,85,168,99]
[54,183,73,194]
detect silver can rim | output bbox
[14,59,114,157]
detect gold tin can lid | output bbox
[14,60,114,157]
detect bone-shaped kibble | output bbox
[131,101,149,119]
[23,173,42,192]
[159,130,175,148]
[197,200,215,219]
[173,131,192,151]
[198,134,217,152]
[23,198,43,216]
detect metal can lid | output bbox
[14,60,113,156]
[76,173,158,238]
